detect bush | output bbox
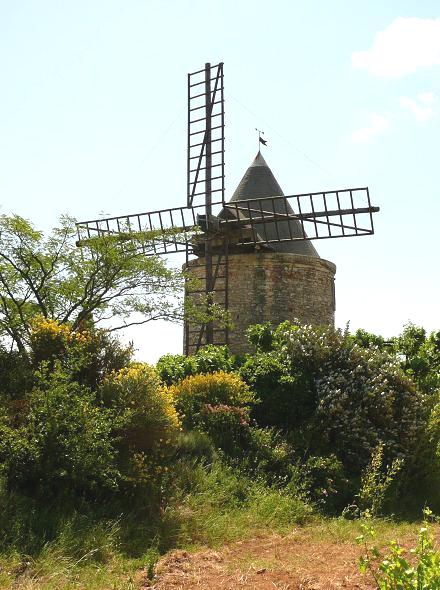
[397,394,440,513]
[393,323,440,395]
[156,345,236,385]
[30,316,132,388]
[312,343,422,471]
[300,454,352,513]
[168,371,253,429]
[0,346,33,400]
[0,365,119,498]
[100,363,180,487]
[242,322,424,478]
[240,352,314,430]
[196,404,251,456]
[241,427,299,484]
[156,353,198,386]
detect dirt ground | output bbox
[141,530,379,590]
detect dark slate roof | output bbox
[223,152,320,257]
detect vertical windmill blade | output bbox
[187,62,225,208]
[186,62,226,350]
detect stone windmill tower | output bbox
[76,62,378,357]
[185,150,336,355]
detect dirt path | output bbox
[141,530,377,589]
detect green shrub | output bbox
[241,427,299,483]
[393,323,440,395]
[194,344,236,374]
[350,328,387,350]
[256,322,424,474]
[0,365,119,498]
[397,394,440,513]
[240,352,314,430]
[196,404,250,455]
[300,454,352,513]
[156,345,236,385]
[0,346,33,400]
[156,353,198,385]
[168,371,253,429]
[246,322,274,352]
[172,431,215,464]
[357,509,440,588]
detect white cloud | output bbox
[351,113,390,144]
[399,95,434,121]
[352,17,440,78]
[418,91,434,104]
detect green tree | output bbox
[0,214,184,354]
[393,323,440,395]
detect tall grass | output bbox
[0,456,311,589]
[159,458,312,549]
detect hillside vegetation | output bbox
[1,215,440,589]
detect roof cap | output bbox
[225,152,320,257]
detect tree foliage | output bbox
[0,214,184,353]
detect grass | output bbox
[0,458,311,589]
[0,459,427,590]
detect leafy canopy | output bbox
[0,214,184,352]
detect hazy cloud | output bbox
[399,93,435,121]
[351,113,390,143]
[352,17,440,78]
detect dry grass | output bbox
[147,520,439,590]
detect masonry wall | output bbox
[184,252,336,356]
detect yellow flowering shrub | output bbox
[30,316,95,368]
[29,316,132,387]
[30,316,73,362]
[101,363,180,481]
[168,371,253,428]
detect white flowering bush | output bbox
[252,322,424,474]
[313,344,423,470]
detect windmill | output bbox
[76,62,379,355]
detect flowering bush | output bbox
[243,322,424,476]
[156,345,236,385]
[168,371,253,430]
[30,316,73,363]
[313,344,423,471]
[29,316,132,388]
[100,363,180,486]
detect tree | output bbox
[0,214,184,353]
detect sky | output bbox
[1,0,439,362]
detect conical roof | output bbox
[225,152,319,257]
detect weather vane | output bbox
[255,128,267,149]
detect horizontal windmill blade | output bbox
[219,186,380,246]
[76,204,202,255]
[76,187,379,255]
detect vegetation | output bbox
[0,214,183,354]
[357,508,440,588]
[1,216,440,588]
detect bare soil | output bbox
[141,530,380,590]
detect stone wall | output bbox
[184,252,336,355]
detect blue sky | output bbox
[1,1,439,361]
